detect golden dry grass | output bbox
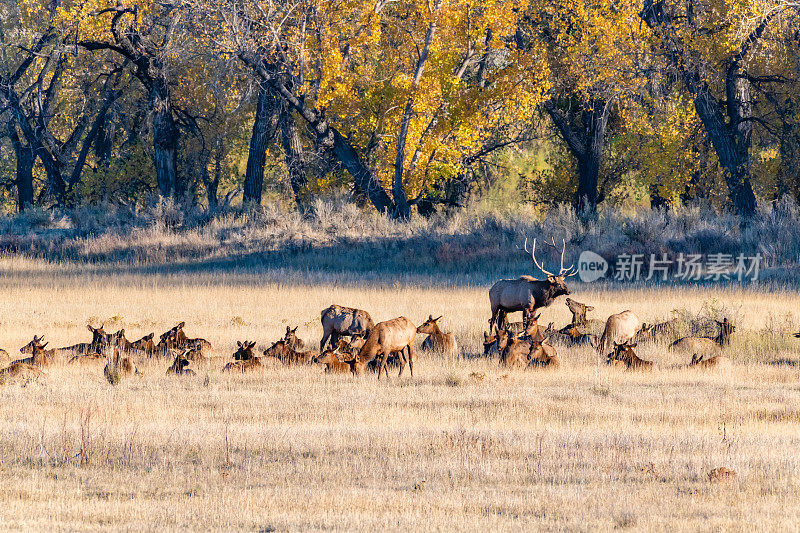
[1,259,800,530]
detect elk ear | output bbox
[119,329,125,336]
[435,315,443,322]
[87,324,94,332]
[237,341,242,348]
[147,333,154,340]
[249,341,257,349]
[42,342,48,349]
[178,321,185,329]
[292,326,298,333]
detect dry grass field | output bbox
[1,256,800,530]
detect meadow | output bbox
[1,256,800,531]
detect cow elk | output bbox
[0,362,44,381]
[635,319,679,343]
[166,349,196,376]
[130,333,156,356]
[320,305,375,351]
[608,342,653,370]
[15,336,55,367]
[104,346,140,383]
[690,353,730,369]
[234,341,257,360]
[284,326,307,350]
[55,324,109,356]
[669,318,735,353]
[489,237,575,331]
[222,357,263,373]
[565,298,602,329]
[313,350,352,374]
[417,315,457,354]
[352,317,416,379]
[483,331,500,356]
[559,325,598,348]
[262,340,317,365]
[528,337,560,369]
[597,311,642,357]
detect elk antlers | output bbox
[523,237,577,277]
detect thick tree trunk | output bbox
[243,82,279,204]
[150,80,179,197]
[279,105,307,207]
[8,123,35,212]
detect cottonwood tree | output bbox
[641,0,800,216]
[201,0,549,217]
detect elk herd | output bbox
[0,238,773,384]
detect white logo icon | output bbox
[578,250,608,283]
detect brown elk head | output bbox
[524,237,577,296]
[20,335,47,354]
[496,329,511,351]
[87,324,108,346]
[262,339,289,360]
[234,340,256,360]
[565,298,593,324]
[313,349,337,365]
[416,315,443,335]
[612,341,637,362]
[483,331,497,355]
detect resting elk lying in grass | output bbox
[483,331,500,356]
[157,322,212,356]
[417,315,457,354]
[670,318,735,353]
[222,357,263,373]
[54,324,109,357]
[313,350,352,374]
[635,319,679,343]
[320,304,374,351]
[130,333,156,356]
[607,342,653,370]
[565,298,603,330]
[283,326,307,350]
[558,325,597,348]
[166,349,196,376]
[262,340,317,365]
[690,353,730,368]
[0,362,44,381]
[528,337,560,369]
[14,336,56,367]
[352,317,416,379]
[103,346,141,382]
[234,341,257,360]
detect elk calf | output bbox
[528,337,560,369]
[690,353,730,368]
[166,349,196,375]
[313,350,352,374]
[222,357,263,373]
[0,362,44,380]
[608,342,653,370]
[417,315,457,354]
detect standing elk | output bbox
[489,238,575,331]
[352,317,416,380]
[417,315,457,354]
[597,311,642,357]
[320,305,375,351]
[669,318,735,353]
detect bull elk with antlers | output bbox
[489,238,576,331]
